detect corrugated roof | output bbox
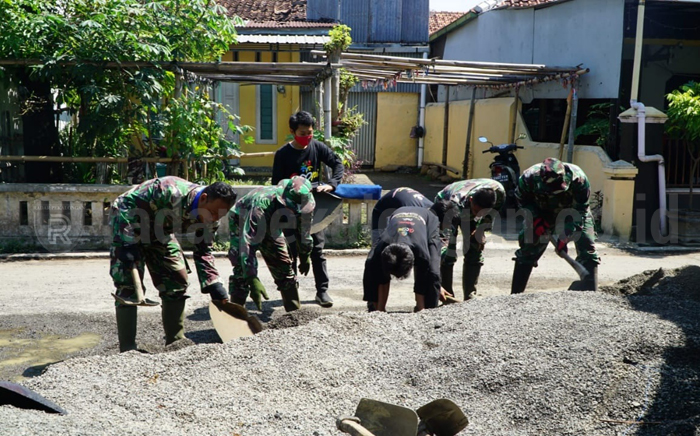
[236,34,330,44]
[429,11,465,35]
[217,0,307,21]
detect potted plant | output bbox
[665,81,700,242]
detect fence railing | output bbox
[664,137,700,188]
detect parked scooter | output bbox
[479,133,526,213]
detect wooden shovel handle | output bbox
[336,417,376,436]
[130,267,146,302]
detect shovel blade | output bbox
[354,398,418,436]
[209,301,263,342]
[417,399,468,436]
[0,381,67,415]
[311,192,343,234]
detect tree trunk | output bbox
[16,69,61,182]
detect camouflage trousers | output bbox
[110,236,191,306]
[515,210,600,266]
[228,213,295,287]
[441,219,486,268]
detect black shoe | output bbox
[315,291,333,308]
[367,302,377,312]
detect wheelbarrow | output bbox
[336,398,468,436]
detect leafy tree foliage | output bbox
[0,0,248,183]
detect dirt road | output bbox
[1,240,698,381]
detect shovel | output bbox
[209,301,263,342]
[0,381,67,415]
[549,235,589,280]
[337,398,468,436]
[111,267,160,307]
[311,191,343,234]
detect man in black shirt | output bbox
[363,205,454,312]
[272,111,344,308]
[371,187,434,243]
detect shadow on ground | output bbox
[602,266,700,435]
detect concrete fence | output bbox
[0,184,376,252]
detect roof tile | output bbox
[217,0,307,22]
[429,11,465,35]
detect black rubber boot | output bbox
[580,261,598,291]
[229,276,249,306]
[161,298,186,346]
[440,264,455,297]
[116,306,138,352]
[511,262,533,295]
[279,280,300,312]
[463,264,482,300]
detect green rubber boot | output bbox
[440,264,455,297]
[116,306,138,353]
[462,264,482,300]
[161,298,186,346]
[279,280,300,312]
[511,262,533,295]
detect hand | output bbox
[298,254,311,276]
[555,236,568,254]
[115,245,141,266]
[203,282,229,302]
[246,277,269,311]
[315,184,334,193]
[533,217,550,238]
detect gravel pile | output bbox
[3,270,700,435]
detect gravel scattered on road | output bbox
[2,267,700,435]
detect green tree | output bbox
[666,81,700,209]
[0,0,247,183]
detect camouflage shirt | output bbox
[110,176,220,288]
[435,178,505,224]
[516,162,590,217]
[229,185,313,278]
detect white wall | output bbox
[441,0,626,101]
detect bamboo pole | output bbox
[463,87,477,179]
[0,152,274,163]
[311,50,581,72]
[558,88,574,160]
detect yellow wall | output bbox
[423,103,444,165]
[374,93,419,168]
[424,97,638,238]
[226,49,302,167]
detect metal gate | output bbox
[347,92,377,167]
[300,90,377,167]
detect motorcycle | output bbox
[479,133,526,213]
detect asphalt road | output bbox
[1,240,699,381]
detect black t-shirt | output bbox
[271,140,344,188]
[363,207,441,303]
[371,187,434,231]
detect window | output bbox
[256,84,277,144]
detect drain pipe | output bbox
[630,0,667,236]
[417,52,428,168]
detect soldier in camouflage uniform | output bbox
[227,176,315,312]
[110,177,237,352]
[511,157,600,294]
[435,178,505,300]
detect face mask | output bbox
[294,135,313,146]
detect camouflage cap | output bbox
[540,157,570,193]
[276,176,316,215]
